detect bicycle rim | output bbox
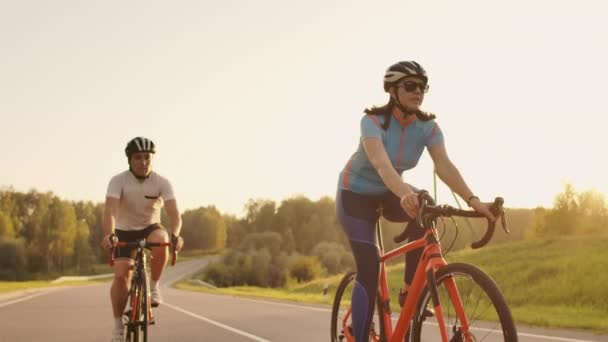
[411,263,517,342]
[331,272,385,342]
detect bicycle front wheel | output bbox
[125,274,147,342]
[125,277,140,342]
[410,263,517,342]
[330,271,386,342]
[141,275,148,342]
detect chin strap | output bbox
[129,167,151,180]
[394,96,419,118]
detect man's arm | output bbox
[101,197,119,249]
[164,199,182,236]
[164,199,183,251]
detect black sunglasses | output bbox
[398,81,429,93]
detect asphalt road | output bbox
[0,258,606,342]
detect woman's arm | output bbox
[428,143,495,220]
[428,143,475,201]
[362,138,420,218]
[362,138,414,198]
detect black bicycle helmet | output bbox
[125,137,156,158]
[383,61,428,92]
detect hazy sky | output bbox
[1,0,606,216]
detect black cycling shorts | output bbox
[113,223,165,260]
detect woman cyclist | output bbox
[336,61,496,342]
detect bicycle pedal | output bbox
[123,309,132,318]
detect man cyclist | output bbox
[101,137,184,342]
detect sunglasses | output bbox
[398,81,429,93]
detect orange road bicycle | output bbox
[331,191,517,342]
[109,238,177,342]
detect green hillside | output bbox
[179,234,608,332]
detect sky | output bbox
[1,0,607,217]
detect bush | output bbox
[288,255,322,283]
[202,262,234,287]
[0,238,27,280]
[202,248,289,288]
[312,241,354,275]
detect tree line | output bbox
[1,183,605,284]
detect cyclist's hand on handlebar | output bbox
[101,233,117,250]
[400,192,420,219]
[469,198,497,222]
[171,234,184,253]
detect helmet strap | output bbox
[392,91,418,118]
[128,160,151,180]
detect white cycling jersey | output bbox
[106,170,175,231]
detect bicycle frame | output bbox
[128,245,152,328]
[109,238,176,341]
[336,194,509,342]
[382,221,462,341]
[347,219,469,342]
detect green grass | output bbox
[0,279,105,293]
[178,234,608,333]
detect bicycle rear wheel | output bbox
[410,263,517,342]
[331,271,386,342]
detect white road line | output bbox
[194,297,598,341]
[164,302,272,342]
[410,320,597,342]
[175,291,603,341]
[517,332,596,342]
[0,288,61,308]
[237,297,331,313]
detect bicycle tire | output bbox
[141,273,148,342]
[410,263,517,342]
[125,277,139,342]
[125,273,145,342]
[331,271,386,342]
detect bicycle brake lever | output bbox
[500,212,509,234]
[492,197,509,234]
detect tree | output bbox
[0,210,15,238]
[181,206,227,253]
[244,199,277,232]
[73,219,96,274]
[43,197,78,272]
[535,183,608,237]
[224,215,247,248]
[0,238,27,280]
[238,232,282,257]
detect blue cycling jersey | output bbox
[338,112,444,194]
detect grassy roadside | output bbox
[0,250,213,295]
[0,278,110,294]
[177,234,608,333]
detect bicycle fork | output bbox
[426,269,450,341]
[427,267,473,342]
